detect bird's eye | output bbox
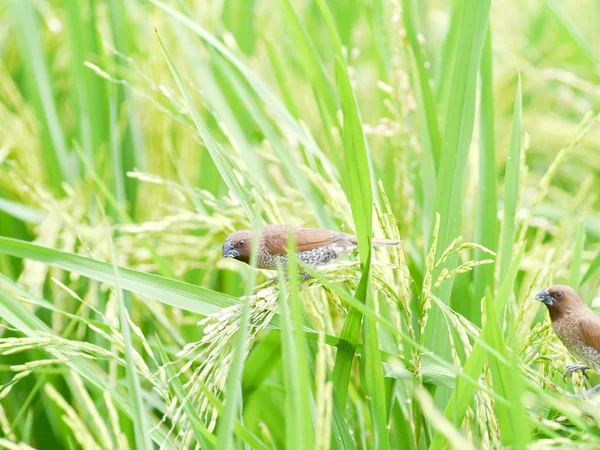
[237,240,245,248]
[554,291,564,299]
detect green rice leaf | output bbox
[580,249,600,287]
[544,0,596,67]
[0,236,239,315]
[279,0,338,125]
[215,299,251,449]
[276,240,314,450]
[10,0,74,186]
[217,223,260,448]
[483,288,531,448]
[361,287,390,450]
[473,28,499,309]
[0,197,46,224]
[427,0,491,378]
[106,220,152,450]
[401,0,442,172]
[432,0,491,265]
[430,245,524,450]
[0,285,177,449]
[156,30,256,222]
[331,55,374,409]
[498,74,522,281]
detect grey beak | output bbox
[222,241,239,258]
[535,288,553,307]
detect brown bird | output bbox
[536,285,600,396]
[221,225,399,270]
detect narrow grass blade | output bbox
[276,240,314,450]
[10,0,74,186]
[302,262,509,409]
[262,35,301,118]
[153,0,340,228]
[570,220,585,288]
[107,0,147,192]
[401,0,442,172]
[0,286,177,449]
[148,0,323,167]
[545,0,596,67]
[156,30,256,223]
[216,221,260,449]
[483,289,531,448]
[432,0,491,289]
[279,0,338,126]
[330,396,357,450]
[361,289,390,450]
[72,140,177,278]
[192,370,271,450]
[436,0,463,112]
[364,0,390,79]
[331,56,374,408]
[580,250,600,287]
[0,236,240,315]
[64,0,108,163]
[108,81,126,207]
[335,56,372,260]
[221,0,256,55]
[214,58,333,228]
[105,214,152,450]
[427,0,491,372]
[315,0,344,60]
[215,299,251,449]
[473,27,499,311]
[0,197,46,224]
[331,306,363,408]
[267,0,341,169]
[498,75,522,281]
[429,245,524,450]
[241,331,281,396]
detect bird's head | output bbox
[222,230,254,264]
[535,285,584,319]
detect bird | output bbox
[221,225,399,271]
[535,285,600,397]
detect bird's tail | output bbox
[372,238,400,247]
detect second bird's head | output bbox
[535,285,583,318]
[222,230,254,264]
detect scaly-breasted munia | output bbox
[221,225,399,270]
[536,285,600,395]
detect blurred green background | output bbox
[0,0,600,448]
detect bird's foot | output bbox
[563,365,590,382]
[567,383,600,398]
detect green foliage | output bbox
[1,0,600,449]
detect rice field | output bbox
[1,0,600,448]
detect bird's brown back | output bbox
[261,225,352,255]
[576,314,600,353]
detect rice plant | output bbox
[1,0,600,449]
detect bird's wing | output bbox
[577,313,600,353]
[262,226,348,254]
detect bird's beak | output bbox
[222,241,239,259]
[535,288,553,307]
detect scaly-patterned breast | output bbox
[554,321,600,370]
[297,244,340,268]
